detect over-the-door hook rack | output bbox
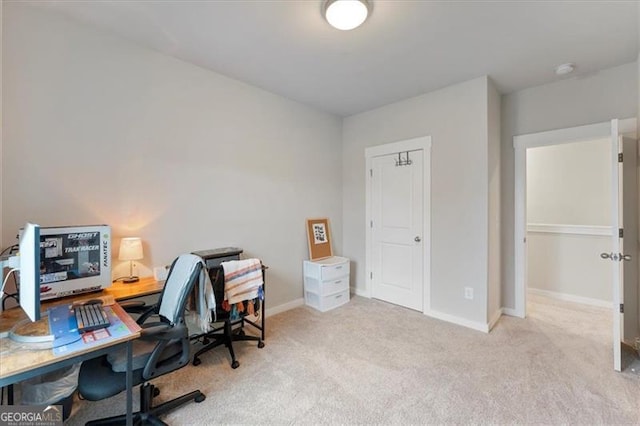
[395,151,412,167]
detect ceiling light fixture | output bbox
[324,0,371,31]
[555,63,575,76]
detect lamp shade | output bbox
[119,237,143,261]
[324,0,370,31]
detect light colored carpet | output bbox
[66,294,640,424]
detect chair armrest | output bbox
[119,300,147,312]
[136,305,160,325]
[139,323,186,341]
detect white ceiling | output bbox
[39,1,638,117]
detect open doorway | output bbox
[526,139,612,307]
[513,118,638,372]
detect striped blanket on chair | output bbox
[221,258,263,305]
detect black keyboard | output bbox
[75,303,110,333]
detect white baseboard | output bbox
[423,309,489,333]
[528,288,611,308]
[501,307,522,317]
[353,287,370,298]
[265,297,304,317]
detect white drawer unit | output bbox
[303,256,350,312]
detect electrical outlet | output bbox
[464,287,474,300]
[153,266,169,281]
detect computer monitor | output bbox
[18,223,41,322]
[0,222,50,343]
[0,222,41,322]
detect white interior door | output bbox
[371,150,423,311]
[606,119,637,372]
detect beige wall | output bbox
[637,6,640,333]
[343,76,494,327]
[2,3,343,310]
[0,1,3,245]
[501,62,638,311]
[487,79,501,323]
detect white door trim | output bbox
[365,136,432,313]
[512,118,637,319]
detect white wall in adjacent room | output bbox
[527,139,610,226]
[2,3,343,310]
[526,138,611,303]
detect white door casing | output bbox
[513,118,637,372]
[365,136,431,313]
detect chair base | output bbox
[192,321,264,369]
[86,382,205,426]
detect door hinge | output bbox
[618,153,623,162]
[370,272,373,280]
[370,220,373,228]
[370,169,373,177]
[620,303,624,313]
[619,228,623,238]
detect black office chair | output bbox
[192,262,264,369]
[77,254,207,426]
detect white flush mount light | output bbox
[555,63,575,76]
[324,0,371,31]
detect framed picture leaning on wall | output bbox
[306,218,333,260]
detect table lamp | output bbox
[119,237,143,283]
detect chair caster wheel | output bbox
[238,329,246,337]
[258,341,265,348]
[195,394,206,403]
[193,358,201,366]
[202,338,210,345]
[231,360,240,369]
[153,388,160,397]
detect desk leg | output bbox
[261,299,265,341]
[126,340,133,426]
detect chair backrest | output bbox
[143,254,203,379]
[158,254,203,324]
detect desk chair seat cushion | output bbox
[80,339,183,401]
[106,339,155,373]
[78,356,146,401]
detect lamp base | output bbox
[122,276,139,284]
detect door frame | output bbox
[513,118,636,319]
[365,136,432,312]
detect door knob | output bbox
[414,236,421,242]
[600,252,620,261]
[601,252,632,261]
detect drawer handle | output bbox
[335,294,343,298]
[335,266,343,269]
[334,280,342,284]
